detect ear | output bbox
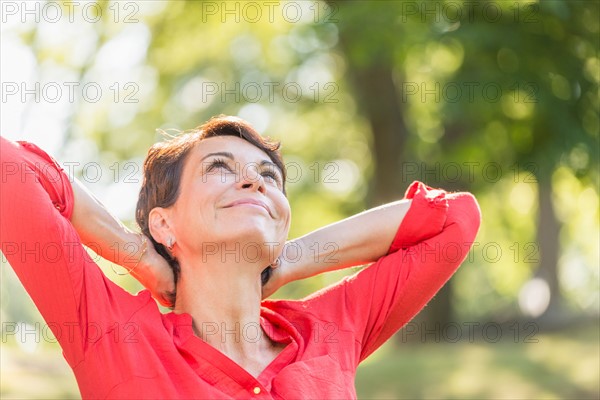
[148,207,174,247]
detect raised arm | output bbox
[264,180,480,300]
[1,138,128,365]
[262,199,412,297]
[268,180,481,364]
[70,178,174,306]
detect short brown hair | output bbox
[136,115,286,306]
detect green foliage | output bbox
[1,1,598,396]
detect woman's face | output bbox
[167,135,291,265]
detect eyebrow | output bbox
[200,151,234,161]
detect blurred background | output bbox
[1,0,598,398]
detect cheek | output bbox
[277,198,292,229]
[172,184,216,230]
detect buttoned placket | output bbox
[170,308,301,397]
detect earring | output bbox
[167,237,175,251]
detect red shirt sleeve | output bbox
[297,181,481,366]
[0,138,147,367]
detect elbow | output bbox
[454,192,482,246]
[467,192,482,235]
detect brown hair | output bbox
[136,115,286,306]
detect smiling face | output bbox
[166,135,291,265]
[136,116,289,299]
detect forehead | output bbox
[193,135,270,160]
[189,136,272,169]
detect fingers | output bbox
[157,294,173,308]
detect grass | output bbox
[1,323,598,399]
[355,322,599,399]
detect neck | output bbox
[173,253,266,361]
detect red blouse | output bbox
[0,137,481,399]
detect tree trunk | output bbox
[534,173,563,321]
[336,52,454,344]
[352,67,407,205]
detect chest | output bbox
[77,325,358,399]
[247,341,289,379]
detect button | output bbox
[253,387,261,395]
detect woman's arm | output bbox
[291,200,412,276]
[265,181,480,364]
[70,178,140,268]
[262,199,412,297]
[70,178,175,306]
[1,138,162,365]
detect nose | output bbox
[237,164,266,194]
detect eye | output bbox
[260,169,283,188]
[206,158,233,173]
[261,171,277,182]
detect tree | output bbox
[329,0,599,331]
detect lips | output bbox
[223,198,272,217]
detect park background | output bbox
[0,0,598,398]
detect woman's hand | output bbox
[130,236,176,308]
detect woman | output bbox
[0,115,481,398]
